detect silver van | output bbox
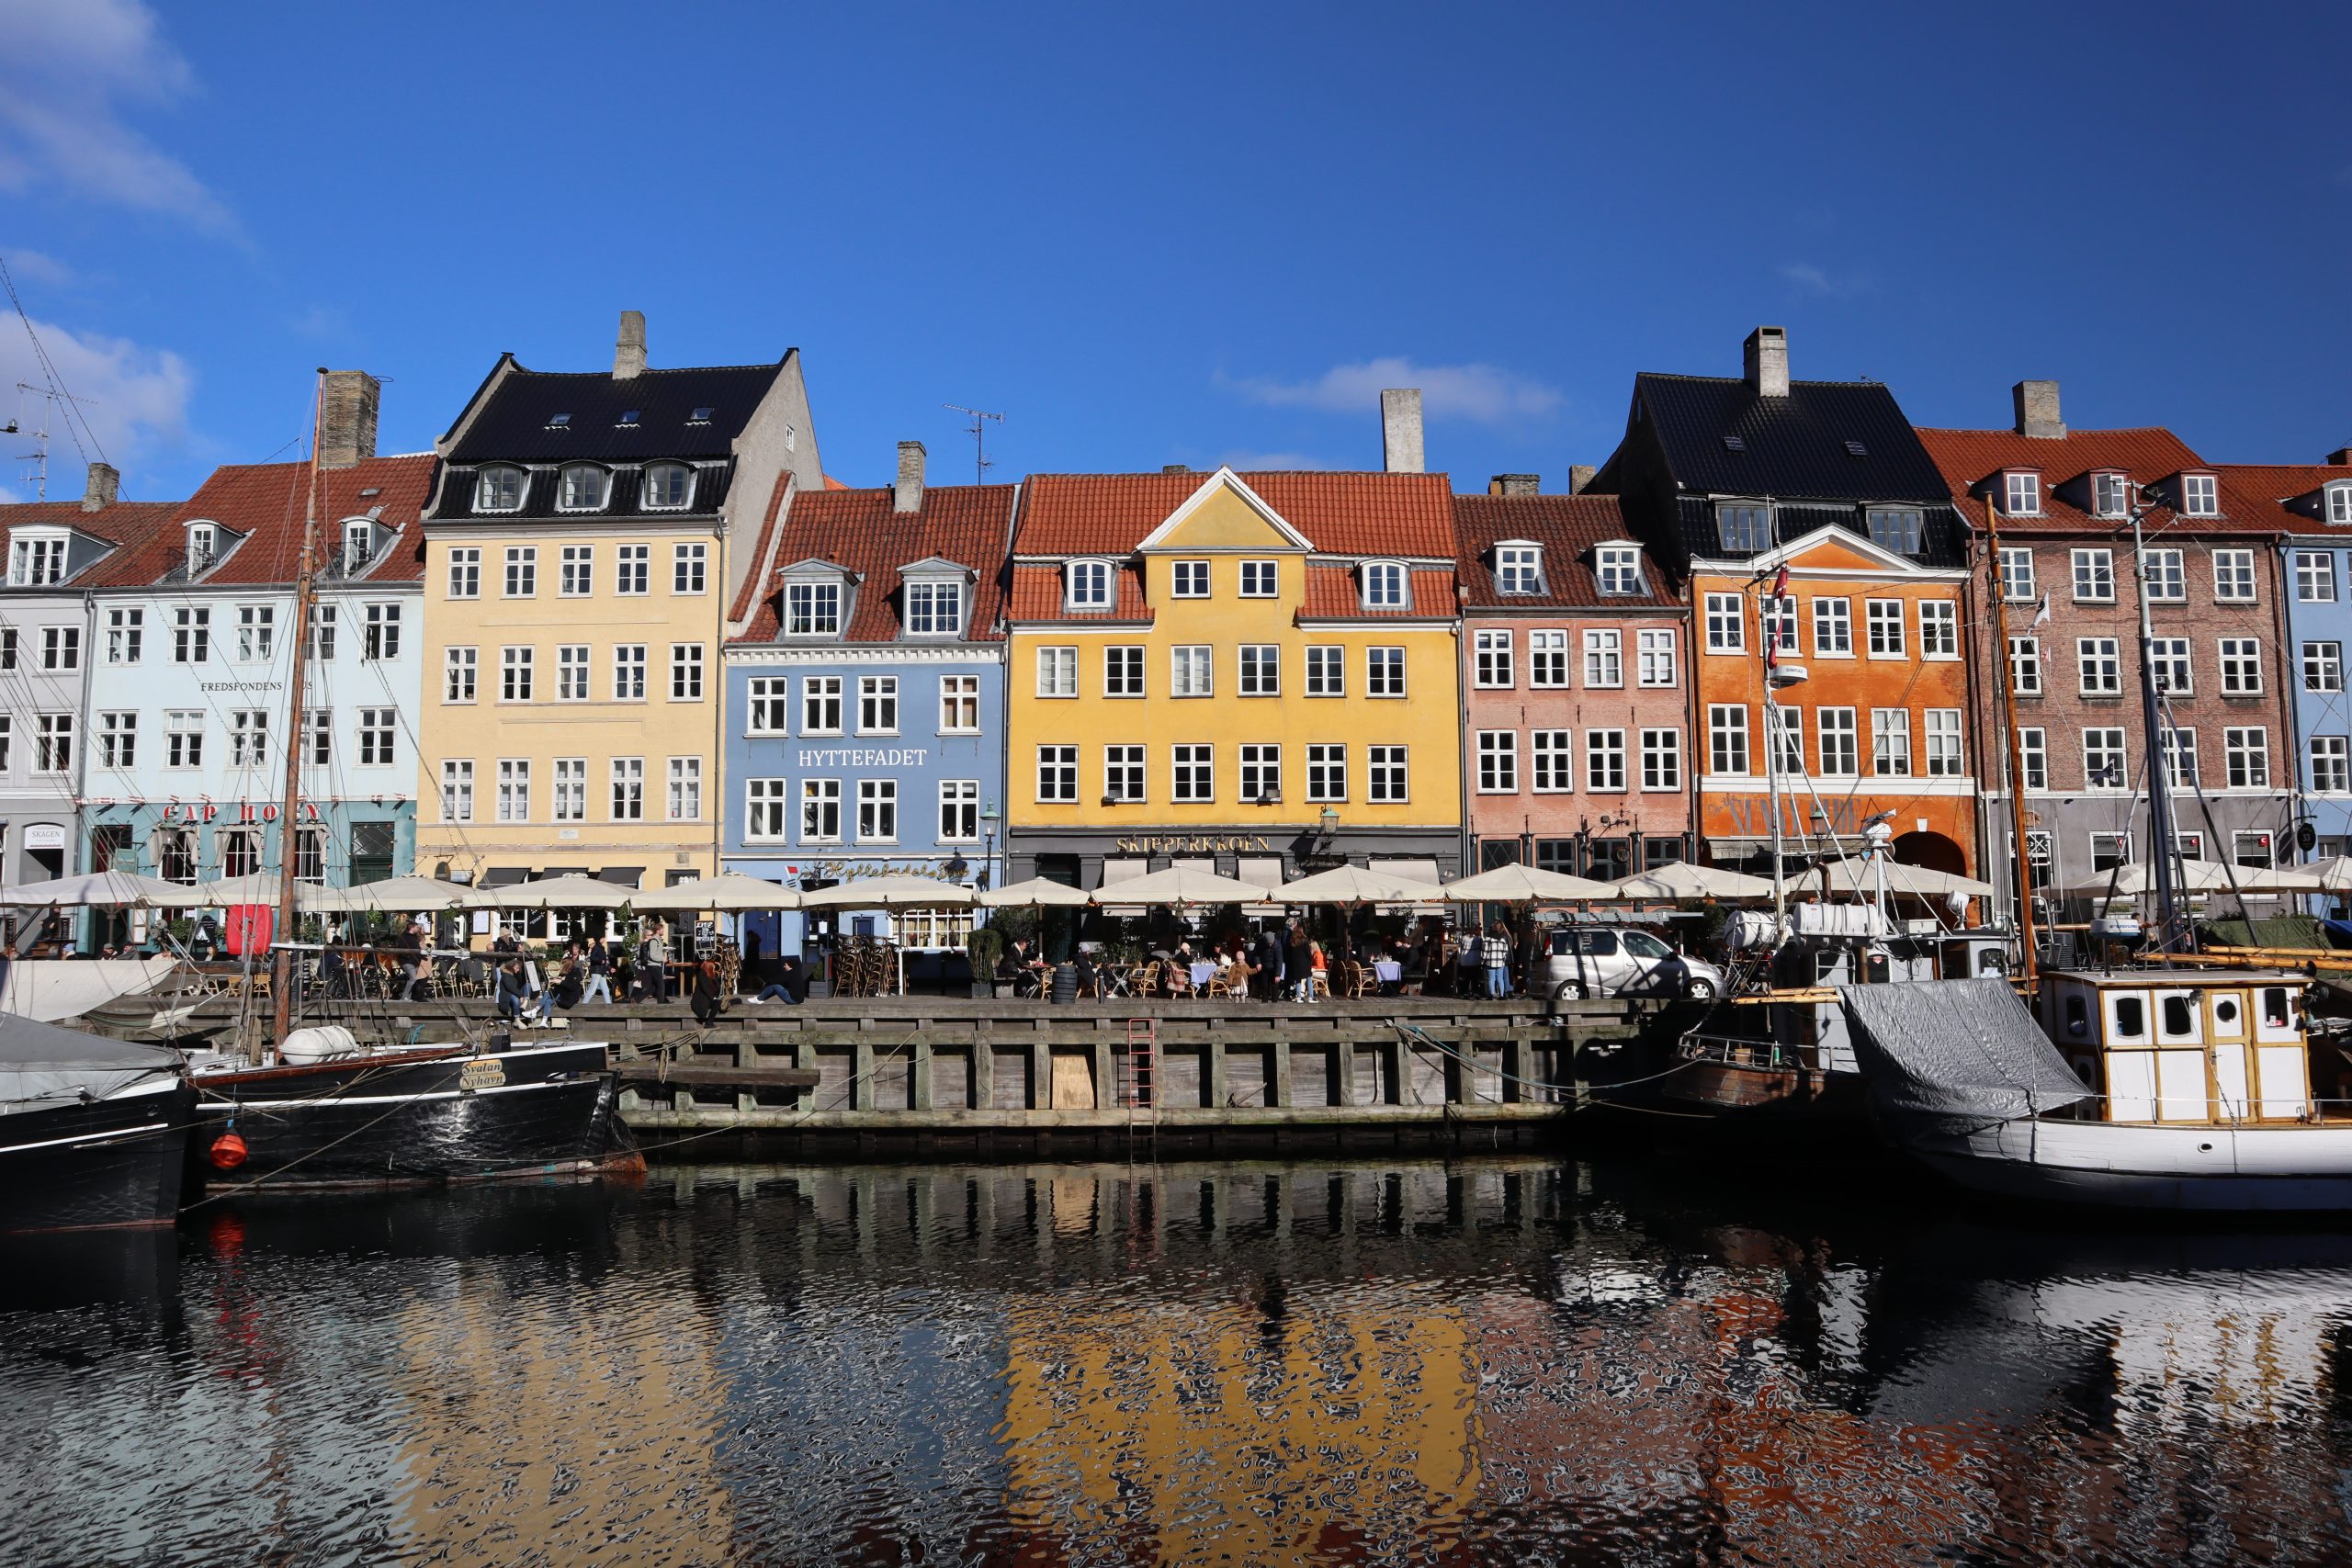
[1540,927,1724,1001]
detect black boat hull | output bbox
[1,1080,195,1233]
[189,1042,642,1191]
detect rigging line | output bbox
[0,251,99,467]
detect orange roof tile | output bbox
[1006,562,1153,625]
[85,453,436,589]
[1451,492,1677,609]
[1912,426,2272,535]
[731,480,1016,643]
[2212,462,2352,532]
[1297,564,1456,619]
[1014,470,1455,558]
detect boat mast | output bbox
[1760,564,1790,936]
[268,369,328,1051]
[1983,497,2039,986]
[2130,486,2186,952]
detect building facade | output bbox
[721,442,1012,954]
[0,462,179,899]
[2222,457,2352,864]
[413,313,823,908]
[1919,386,2299,918]
[1453,480,1690,878]
[1004,439,1466,897]
[78,379,435,900]
[1592,327,1982,879]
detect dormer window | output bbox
[8,535,65,586]
[1495,546,1544,595]
[1715,503,1773,553]
[2328,483,2352,526]
[642,462,694,511]
[2004,472,2041,516]
[1361,561,1407,609]
[785,581,842,637]
[558,465,608,512]
[904,579,965,637]
[1595,545,1644,595]
[2181,473,2219,517]
[1864,507,1923,555]
[475,466,525,513]
[1066,559,1113,611]
[342,520,372,573]
[187,524,218,573]
[2093,472,2130,518]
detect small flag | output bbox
[2031,591,2052,627]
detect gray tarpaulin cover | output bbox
[0,1011,181,1111]
[1838,978,2092,1133]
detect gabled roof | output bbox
[1015,470,1454,558]
[444,357,787,464]
[1452,492,1676,609]
[1632,373,1952,503]
[2211,462,2352,535]
[731,479,1014,643]
[0,499,177,551]
[84,453,435,589]
[1912,425,2269,535]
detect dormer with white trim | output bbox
[330,511,401,580]
[1590,539,1646,595]
[2327,479,2352,527]
[6,523,114,587]
[1064,558,1117,613]
[1491,540,1546,595]
[898,556,974,639]
[774,558,860,638]
[2000,468,2043,517]
[171,518,246,582]
[2175,470,2221,519]
[1358,558,1409,610]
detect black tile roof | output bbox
[445,360,786,464]
[1634,373,1953,504]
[1671,496,1970,570]
[428,458,737,522]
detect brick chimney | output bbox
[1568,464,1597,494]
[1162,464,1191,474]
[614,310,647,379]
[317,370,380,468]
[1487,474,1539,496]
[1381,389,1423,474]
[894,440,925,514]
[2014,379,2065,440]
[80,461,119,512]
[2328,446,2351,466]
[1743,326,1789,398]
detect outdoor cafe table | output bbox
[1096,964,1136,998]
[1190,962,1217,990]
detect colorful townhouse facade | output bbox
[2220,455,2352,863]
[79,378,436,897]
[1453,479,1690,879]
[1918,384,2299,913]
[0,462,179,897]
[720,441,1013,954]
[1003,414,1466,897]
[1590,327,1982,879]
[413,313,823,915]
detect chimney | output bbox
[80,461,119,512]
[1568,464,1597,494]
[316,370,380,468]
[2013,379,2065,440]
[1742,326,1789,398]
[1487,474,1539,496]
[614,310,647,379]
[894,440,926,514]
[1381,388,1423,474]
[2328,446,2351,466]
[1161,464,1191,474]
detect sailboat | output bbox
[179,370,640,1193]
[0,1010,194,1231]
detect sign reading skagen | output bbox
[1113,834,1275,853]
[796,748,930,769]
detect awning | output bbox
[1098,856,1148,918]
[596,866,644,887]
[540,867,588,879]
[478,867,528,887]
[1370,858,1446,912]
[1239,856,1285,916]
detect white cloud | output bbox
[1221,357,1565,425]
[0,315,192,491]
[1216,449,1336,471]
[0,0,232,232]
[3,248,74,288]
[1778,262,1872,298]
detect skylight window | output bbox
[689,406,715,423]
[617,410,640,426]
[1722,434,1747,452]
[1844,440,1868,457]
[358,487,381,498]
[547,412,571,427]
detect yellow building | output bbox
[1005,462,1465,895]
[414,312,822,916]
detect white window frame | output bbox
[1871,708,1911,778]
[1170,645,1214,698]
[556,464,608,513]
[1704,592,1745,652]
[1918,600,1959,660]
[2213,548,2256,603]
[1476,730,1518,794]
[2005,471,2041,516]
[2073,547,2116,604]
[2297,550,2336,604]
[1360,561,1407,609]
[1595,546,1642,596]
[1036,646,1079,698]
[1582,628,1623,689]
[1170,560,1210,598]
[2181,474,2220,518]
[2218,637,2262,695]
[474,467,525,513]
[2077,637,2121,695]
[1637,628,1677,687]
[1065,559,1114,611]
[1812,597,1852,657]
[1474,628,1514,688]
[1998,547,2035,602]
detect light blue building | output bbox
[2253,457,2352,876]
[721,445,1012,966]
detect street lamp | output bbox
[979,802,1001,891]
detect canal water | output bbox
[6,1156,2352,1567]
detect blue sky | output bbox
[2,0,2346,505]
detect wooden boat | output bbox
[1,1012,194,1232]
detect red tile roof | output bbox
[1912,426,2273,535]
[1451,492,1676,609]
[731,480,1016,643]
[84,453,437,588]
[0,497,182,565]
[2211,462,2352,532]
[1015,470,1456,558]
[1006,563,1153,625]
[1297,564,1456,619]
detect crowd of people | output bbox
[991,917,1535,1001]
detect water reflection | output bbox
[3,1158,2350,1564]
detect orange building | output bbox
[1589,325,1982,876]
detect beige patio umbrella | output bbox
[1442,863,1623,903]
[1272,863,1453,905]
[1094,865,1272,907]
[460,873,639,910]
[977,876,1091,908]
[796,874,976,909]
[0,869,187,906]
[1815,858,1996,899]
[1610,862,1777,900]
[145,872,288,908]
[298,875,473,913]
[627,873,798,912]
[2068,861,2323,897]
[2291,856,2352,891]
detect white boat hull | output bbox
[1909,1117,2352,1213]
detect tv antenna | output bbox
[944,402,1003,484]
[10,381,97,502]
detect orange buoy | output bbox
[209,1131,249,1170]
